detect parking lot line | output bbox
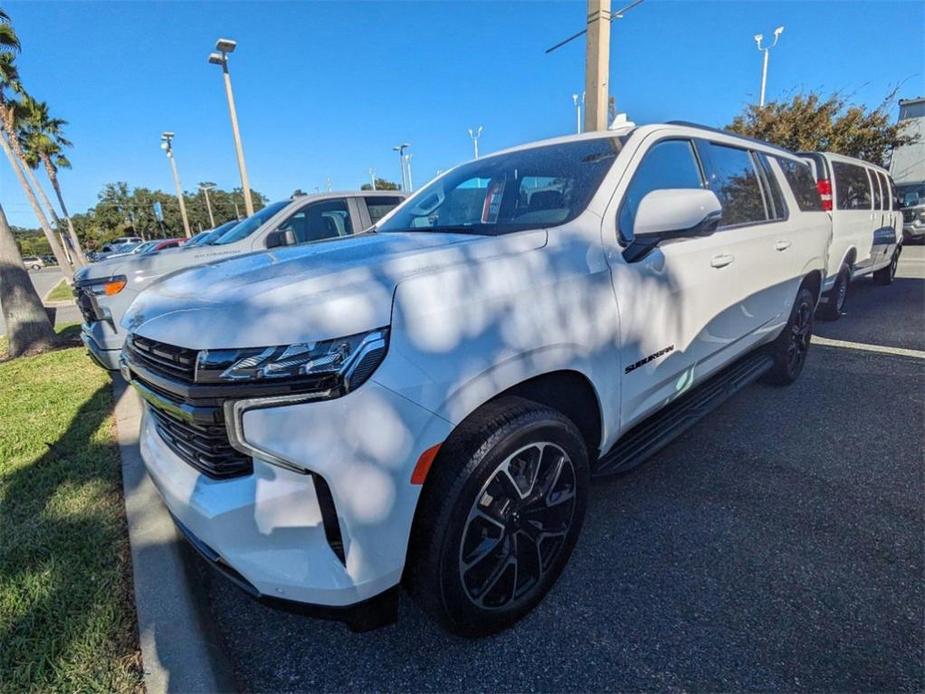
[812,335,925,359]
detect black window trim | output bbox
[694,139,789,231]
[615,136,708,245]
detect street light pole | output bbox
[754,26,784,107]
[571,92,585,134]
[199,182,216,228]
[468,126,483,159]
[209,39,254,216]
[160,132,192,238]
[393,143,410,191]
[404,153,414,192]
[368,167,376,190]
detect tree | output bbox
[727,90,918,168]
[18,94,86,263]
[0,51,72,281]
[0,10,56,356]
[361,178,400,191]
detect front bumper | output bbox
[138,377,451,609]
[903,221,925,239]
[81,325,121,370]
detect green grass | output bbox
[44,279,73,304]
[0,332,142,692]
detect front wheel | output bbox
[873,249,899,285]
[407,397,589,637]
[762,286,815,386]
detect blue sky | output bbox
[3,0,923,227]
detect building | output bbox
[890,97,925,186]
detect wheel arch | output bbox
[801,269,823,304]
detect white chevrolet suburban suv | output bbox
[120,123,830,635]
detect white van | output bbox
[799,152,903,320]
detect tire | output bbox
[762,286,815,386]
[407,396,589,637]
[818,264,849,321]
[30,264,40,271]
[873,249,899,286]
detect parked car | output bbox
[76,191,406,369]
[21,256,45,271]
[149,238,184,252]
[799,152,904,320]
[896,181,925,242]
[94,241,142,261]
[120,124,830,636]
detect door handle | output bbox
[710,253,734,268]
[774,240,792,251]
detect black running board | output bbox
[593,350,774,477]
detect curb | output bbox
[112,376,237,693]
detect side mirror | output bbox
[265,228,297,249]
[622,189,722,263]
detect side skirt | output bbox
[593,350,774,477]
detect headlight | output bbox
[195,329,389,393]
[80,275,127,296]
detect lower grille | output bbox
[147,399,252,479]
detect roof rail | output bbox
[665,120,795,157]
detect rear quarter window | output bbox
[775,157,824,212]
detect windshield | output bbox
[212,201,290,245]
[897,183,925,208]
[378,137,625,236]
[187,220,239,247]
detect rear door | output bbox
[831,160,874,274]
[695,141,793,339]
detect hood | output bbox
[78,243,242,286]
[122,230,547,349]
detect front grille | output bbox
[147,397,252,479]
[904,209,916,222]
[75,286,101,324]
[128,334,197,382]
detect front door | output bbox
[604,136,752,430]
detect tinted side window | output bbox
[833,162,871,210]
[870,169,883,209]
[618,139,703,238]
[704,143,767,226]
[755,152,787,220]
[366,196,403,225]
[279,199,354,244]
[775,157,823,211]
[875,171,890,211]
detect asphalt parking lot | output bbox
[199,246,924,693]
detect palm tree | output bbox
[0,51,73,281]
[18,95,86,264]
[0,9,56,355]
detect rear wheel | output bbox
[762,286,815,386]
[873,249,899,285]
[407,397,589,637]
[819,264,849,321]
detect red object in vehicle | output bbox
[816,179,833,211]
[152,238,182,251]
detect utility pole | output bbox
[584,0,611,132]
[160,132,191,238]
[209,39,255,216]
[199,182,216,228]
[468,126,483,159]
[754,26,784,107]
